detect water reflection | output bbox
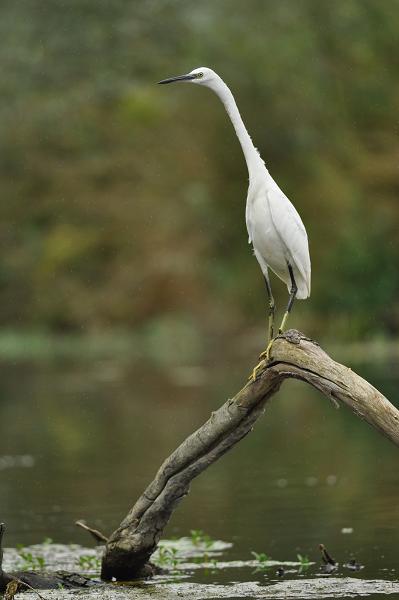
[0,354,398,583]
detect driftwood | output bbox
[0,523,94,598]
[100,330,399,580]
[0,523,98,593]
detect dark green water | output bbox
[0,351,398,591]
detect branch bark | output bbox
[101,330,399,580]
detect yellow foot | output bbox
[249,338,276,381]
[249,361,262,381]
[259,337,276,362]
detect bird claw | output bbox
[259,338,275,362]
[248,363,262,381]
[249,338,275,381]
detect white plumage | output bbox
[159,66,311,341]
[247,177,311,300]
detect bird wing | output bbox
[245,199,253,244]
[266,183,311,295]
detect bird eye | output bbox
[196,72,204,78]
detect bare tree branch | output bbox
[101,330,399,580]
[75,520,109,543]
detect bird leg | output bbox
[264,275,275,341]
[278,264,297,334]
[250,338,275,381]
[250,266,298,381]
[249,276,275,380]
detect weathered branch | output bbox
[75,520,109,543]
[101,330,399,580]
[0,523,98,593]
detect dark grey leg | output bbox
[279,264,298,334]
[264,275,275,342]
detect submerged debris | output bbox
[343,559,364,572]
[319,544,338,574]
[319,543,364,574]
[319,544,336,566]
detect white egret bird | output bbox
[158,67,311,370]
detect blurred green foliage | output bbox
[0,0,398,340]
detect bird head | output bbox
[158,67,219,88]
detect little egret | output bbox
[158,67,311,372]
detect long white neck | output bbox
[211,79,266,181]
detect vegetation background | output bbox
[1,0,399,355]
[1,0,399,567]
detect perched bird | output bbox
[158,67,311,370]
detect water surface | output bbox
[0,346,398,597]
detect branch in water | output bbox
[101,330,399,580]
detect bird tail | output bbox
[295,277,311,300]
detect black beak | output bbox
[157,74,197,84]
